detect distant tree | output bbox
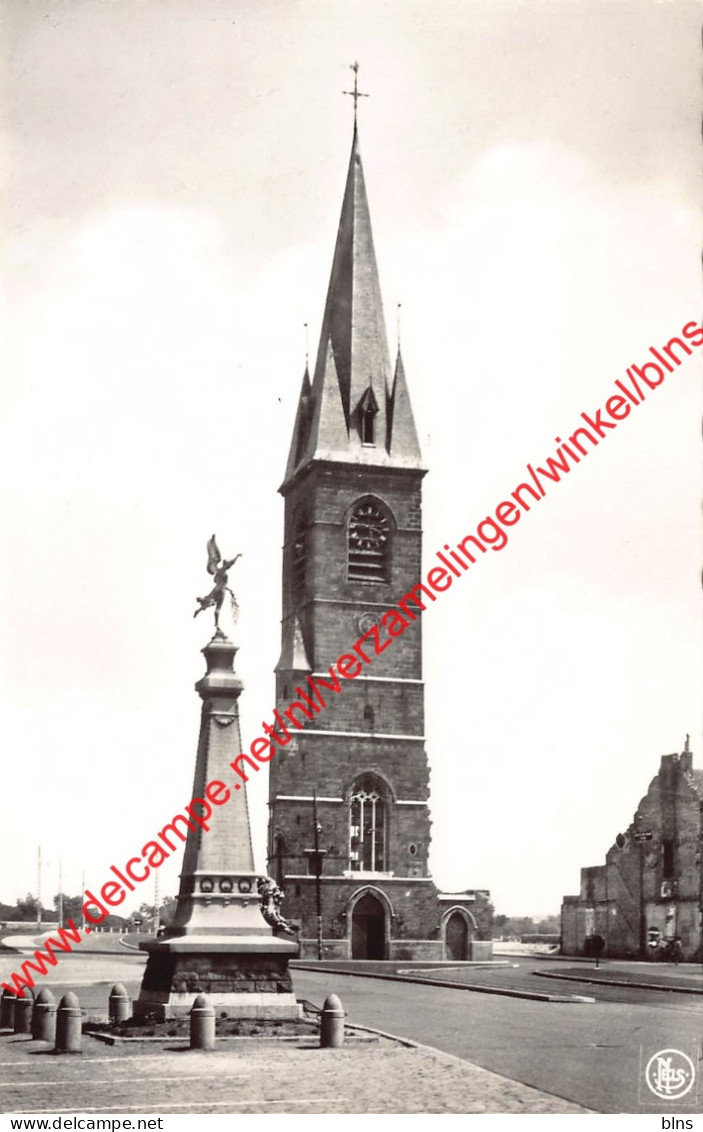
[135,901,175,928]
[103,914,128,930]
[493,915,536,938]
[129,898,176,931]
[159,897,177,926]
[494,914,560,939]
[535,915,560,935]
[53,894,83,925]
[15,893,39,921]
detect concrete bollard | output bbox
[13,989,34,1035]
[190,993,215,1051]
[108,983,131,1023]
[0,990,16,1031]
[320,992,345,1048]
[55,992,82,1054]
[32,989,57,1043]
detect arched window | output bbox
[348,499,391,583]
[349,774,388,873]
[291,510,308,600]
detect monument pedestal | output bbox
[135,631,300,1021]
[137,934,299,1020]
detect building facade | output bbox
[266,122,492,960]
[561,744,703,960]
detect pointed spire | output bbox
[283,366,312,484]
[281,123,424,491]
[388,347,422,463]
[275,616,312,674]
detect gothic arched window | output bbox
[348,499,391,583]
[291,510,308,600]
[349,774,388,873]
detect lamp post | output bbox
[633,816,653,959]
[692,801,697,968]
[305,789,327,960]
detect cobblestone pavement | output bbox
[0,1032,591,1114]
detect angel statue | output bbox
[193,535,241,630]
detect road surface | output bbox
[291,966,701,1113]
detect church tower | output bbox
[268,110,492,960]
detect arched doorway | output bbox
[445,911,470,961]
[351,892,387,959]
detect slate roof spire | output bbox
[283,122,423,488]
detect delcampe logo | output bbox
[644,1049,696,1100]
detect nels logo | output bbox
[644,1049,695,1101]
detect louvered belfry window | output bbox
[292,511,308,599]
[348,499,390,582]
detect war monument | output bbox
[134,537,300,1020]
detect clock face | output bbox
[349,504,389,550]
[348,500,391,582]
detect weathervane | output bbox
[193,535,241,632]
[343,61,369,123]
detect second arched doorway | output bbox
[351,891,387,959]
[444,910,471,961]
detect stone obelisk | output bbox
[135,544,299,1019]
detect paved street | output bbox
[291,966,702,1114]
[375,956,703,1008]
[0,950,700,1114]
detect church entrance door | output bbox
[351,893,386,959]
[445,912,470,961]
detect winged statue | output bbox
[193,535,241,630]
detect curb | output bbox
[293,962,594,1004]
[534,970,703,995]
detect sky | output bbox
[2,0,701,920]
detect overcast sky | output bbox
[2,0,701,919]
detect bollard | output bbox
[32,989,57,1043]
[108,983,131,1023]
[0,990,16,1031]
[190,993,215,1051]
[320,993,345,1048]
[13,988,34,1035]
[55,992,82,1054]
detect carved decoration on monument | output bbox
[193,534,241,630]
[258,876,295,935]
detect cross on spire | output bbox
[343,61,369,123]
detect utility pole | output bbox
[36,846,42,931]
[57,858,63,929]
[154,869,161,934]
[81,870,86,932]
[698,801,703,973]
[305,789,327,960]
[633,818,653,958]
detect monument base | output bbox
[134,935,301,1021]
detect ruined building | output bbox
[561,742,702,960]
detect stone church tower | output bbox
[267,120,492,960]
